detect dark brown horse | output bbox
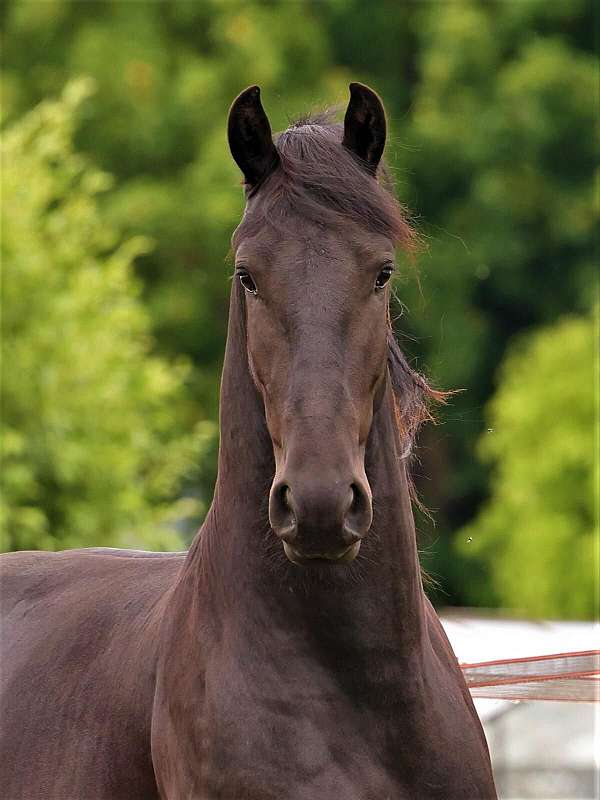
[0,84,496,799]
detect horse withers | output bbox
[0,84,497,799]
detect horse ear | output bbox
[342,82,386,175]
[228,86,280,188]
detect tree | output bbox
[1,82,213,552]
[458,311,596,619]
[314,0,596,604]
[1,0,338,503]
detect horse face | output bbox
[229,84,394,566]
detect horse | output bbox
[0,83,497,799]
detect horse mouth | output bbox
[282,541,361,566]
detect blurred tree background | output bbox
[1,79,214,552]
[1,0,596,618]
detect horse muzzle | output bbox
[269,476,372,566]
[282,540,362,566]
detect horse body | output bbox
[152,568,492,799]
[0,549,181,799]
[1,83,497,798]
[1,547,491,799]
[154,598,488,800]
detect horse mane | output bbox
[236,110,446,457]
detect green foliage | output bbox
[1,82,213,552]
[400,1,596,606]
[1,0,340,502]
[1,0,334,394]
[315,1,596,610]
[459,311,597,619]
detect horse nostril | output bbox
[278,484,294,519]
[350,484,361,514]
[282,485,293,513]
[344,482,372,542]
[269,482,297,542]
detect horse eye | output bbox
[237,270,257,295]
[374,265,394,291]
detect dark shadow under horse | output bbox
[0,83,497,799]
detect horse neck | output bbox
[186,285,427,661]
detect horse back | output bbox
[0,548,185,800]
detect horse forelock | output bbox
[236,112,416,249]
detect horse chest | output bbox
[154,666,440,800]
[158,703,405,799]
[154,659,494,800]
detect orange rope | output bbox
[460,649,600,702]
